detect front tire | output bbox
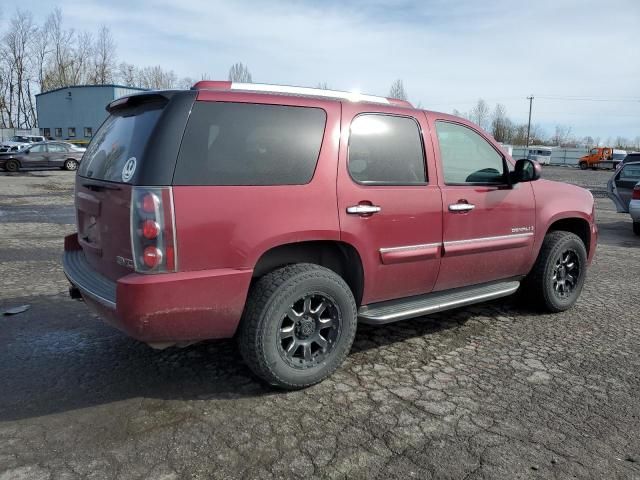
[633,222,640,236]
[579,162,588,170]
[64,159,78,171]
[238,263,357,389]
[523,231,587,312]
[5,159,19,172]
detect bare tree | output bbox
[552,125,572,146]
[389,79,407,100]
[491,103,512,143]
[316,82,330,89]
[1,9,37,128]
[118,62,138,86]
[470,99,490,130]
[615,136,629,149]
[137,65,177,89]
[90,25,116,84]
[228,62,252,83]
[45,8,76,90]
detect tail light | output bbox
[633,185,640,200]
[131,187,177,273]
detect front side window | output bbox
[175,102,327,186]
[348,114,426,185]
[435,121,505,185]
[68,128,76,138]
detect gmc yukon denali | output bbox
[63,81,597,389]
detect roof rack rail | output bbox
[191,80,412,107]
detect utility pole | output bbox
[526,95,534,147]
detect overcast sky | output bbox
[11,0,640,140]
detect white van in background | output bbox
[527,146,553,165]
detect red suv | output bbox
[63,81,597,389]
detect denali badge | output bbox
[121,157,137,182]
[116,256,134,269]
[512,226,534,233]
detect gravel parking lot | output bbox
[0,166,639,479]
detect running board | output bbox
[358,280,521,325]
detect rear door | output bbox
[25,144,48,167]
[614,163,640,209]
[428,115,536,291]
[337,104,443,305]
[46,143,67,166]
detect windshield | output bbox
[78,101,164,183]
[9,136,29,142]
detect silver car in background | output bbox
[608,161,640,235]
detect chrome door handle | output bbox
[449,203,475,212]
[347,205,382,215]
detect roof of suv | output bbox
[191,80,414,108]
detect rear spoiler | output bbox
[106,92,174,113]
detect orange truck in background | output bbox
[579,147,626,170]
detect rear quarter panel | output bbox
[173,93,342,271]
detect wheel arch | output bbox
[545,216,592,257]
[252,240,365,306]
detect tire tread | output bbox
[238,263,357,389]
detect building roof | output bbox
[36,84,149,97]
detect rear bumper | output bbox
[63,234,253,342]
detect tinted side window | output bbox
[48,144,66,152]
[348,114,426,185]
[435,121,505,184]
[175,102,326,186]
[620,164,640,181]
[29,144,46,153]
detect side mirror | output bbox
[511,158,541,183]
[24,149,30,154]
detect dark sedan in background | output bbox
[0,142,84,172]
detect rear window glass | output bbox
[78,101,165,183]
[174,102,326,186]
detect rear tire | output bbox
[633,222,640,236]
[5,159,19,172]
[238,263,357,389]
[522,231,587,312]
[579,162,588,170]
[64,159,78,171]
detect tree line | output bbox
[0,8,242,129]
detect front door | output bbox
[428,116,536,291]
[24,144,48,168]
[337,104,443,305]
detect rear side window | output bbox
[620,164,640,181]
[348,114,426,185]
[174,102,326,186]
[79,99,165,183]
